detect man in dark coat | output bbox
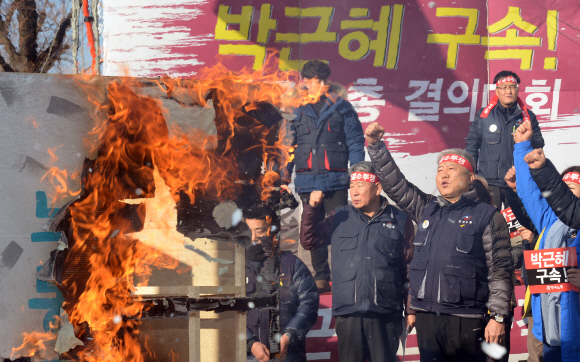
[282,60,365,293]
[366,122,513,362]
[245,211,319,362]
[300,161,415,362]
[466,70,544,208]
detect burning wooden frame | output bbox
[19,63,313,362]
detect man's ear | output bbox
[375,183,383,196]
[495,88,500,98]
[469,173,476,185]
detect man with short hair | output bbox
[300,161,415,362]
[466,70,544,208]
[282,60,365,293]
[366,122,514,362]
[245,209,319,362]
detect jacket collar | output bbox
[435,189,478,208]
[353,196,391,221]
[304,96,345,125]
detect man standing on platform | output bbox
[466,70,544,209]
[282,60,365,293]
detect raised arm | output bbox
[513,141,558,232]
[365,123,434,223]
[300,191,335,250]
[342,104,365,165]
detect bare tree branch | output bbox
[0,51,15,72]
[37,10,71,72]
[17,0,39,70]
[0,6,19,69]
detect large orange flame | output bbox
[18,54,327,361]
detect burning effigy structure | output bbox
[2,59,318,362]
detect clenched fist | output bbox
[513,120,533,143]
[504,166,517,191]
[309,191,325,208]
[365,122,385,145]
[524,148,547,169]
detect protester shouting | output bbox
[512,121,580,362]
[300,161,414,362]
[366,122,513,362]
[466,70,544,209]
[282,60,365,293]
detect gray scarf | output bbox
[541,219,576,346]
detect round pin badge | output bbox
[489,124,498,132]
[422,220,430,229]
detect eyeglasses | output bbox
[497,85,518,91]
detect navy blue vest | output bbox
[329,202,407,316]
[292,99,355,176]
[408,195,497,315]
[246,253,300,351]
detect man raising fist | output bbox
[300,160,415,362]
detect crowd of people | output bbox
[244,60,580,362]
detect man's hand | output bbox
[365,122,385,145]
[250,342,270,362]
[281,185,292,195]
[405,315,416,334]
[504,166,517,191]
[309,191,324,208]
[485,319,505,344]
[568,268,580,289]
[524,148,547,169]
[518,226,533,242]
[513,120,533,143]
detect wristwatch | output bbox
[494,315,505,323]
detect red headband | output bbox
[439,154,474,173]
[496,76,518,87]
[563,172,580,184]
[350,171,380,185]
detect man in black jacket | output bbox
[367,122,513,362]
[300,161,415,362]
[466,70,544,208]
[245,211,319,362]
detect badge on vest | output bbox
[383,222,396,229]
[459,215,473,225]
[422,220,430,229]
[489,124,498,132]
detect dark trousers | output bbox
[415,312,487,362]
[335,313,402,362]
[299,189,348,282]
[543,343,561,362]
[488,185,511,210]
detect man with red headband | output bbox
[466,70,544,209]
[366,122,513,362]
[300,161,415,362]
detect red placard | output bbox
[524,247,579,294]
[501,208,522,238]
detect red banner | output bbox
[524,247,579,294]
[103,0,580,162]
[501,207,522,238]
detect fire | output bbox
[17,55,327,361]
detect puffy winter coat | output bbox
[520,144,580,362]
[300,197,415,317]
[466,104,544,187]
[368,141,513,318]
[246,252,319,362]
[283,96,365,194]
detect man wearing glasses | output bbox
[466,70,545,209]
